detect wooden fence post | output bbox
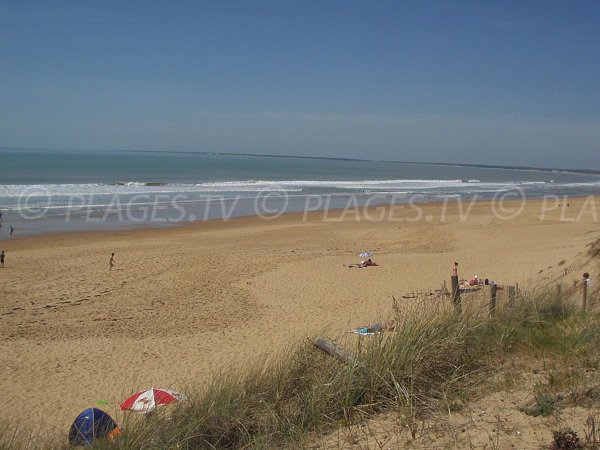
[489,284,497,317]
[508,285,516,307]
[451,275,461,310]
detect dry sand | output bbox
[0,197,599,443]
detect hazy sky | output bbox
[1,1,599,169]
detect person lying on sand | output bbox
[348,325,384,335]
[361,258,377,267]
[347,318,395,334]
[346,259,379,268]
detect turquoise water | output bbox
[1,147,596,185]
[1,148,600,238]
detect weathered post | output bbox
[556,283,562,297]
[489,284,497,317]
[582,273,590,311]
[451,275,461,310]
[508,285,516,307]
[313,337,361,367]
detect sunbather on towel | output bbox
[349,325,383,335]
[346,258,378,268]
[348,319,395,334]
[359,258,378,268]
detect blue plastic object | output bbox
[68,408,117,446]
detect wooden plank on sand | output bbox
[313,337,362,367]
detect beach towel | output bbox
[347,324,384,335]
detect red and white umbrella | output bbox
[120,387,186,413]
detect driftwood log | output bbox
[313,337,362,367]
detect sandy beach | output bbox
[1,196,599,436]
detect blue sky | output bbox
[1,1,599,169]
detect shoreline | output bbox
[1,193,598,242]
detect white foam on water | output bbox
[0,178,556,196]
[2,179,600,215]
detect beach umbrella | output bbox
[120,387,186,413]
[359,252,373,258]
[68,408,118,446]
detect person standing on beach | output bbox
[9,226,13,239]
[0,251,4,268]
[583,272,591,287]
[109,253,115,270]
[452,261,459,276]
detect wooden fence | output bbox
[451,276,592,316]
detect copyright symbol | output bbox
[491,186,526,220]
[254,184,289,220]
[17,186,52,219]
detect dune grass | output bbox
[2,286,598,449]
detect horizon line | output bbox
[2,145,600,176]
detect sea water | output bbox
[1,148,600,238]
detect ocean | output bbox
[1,148,600,239]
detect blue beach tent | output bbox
[68,408,117,446]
